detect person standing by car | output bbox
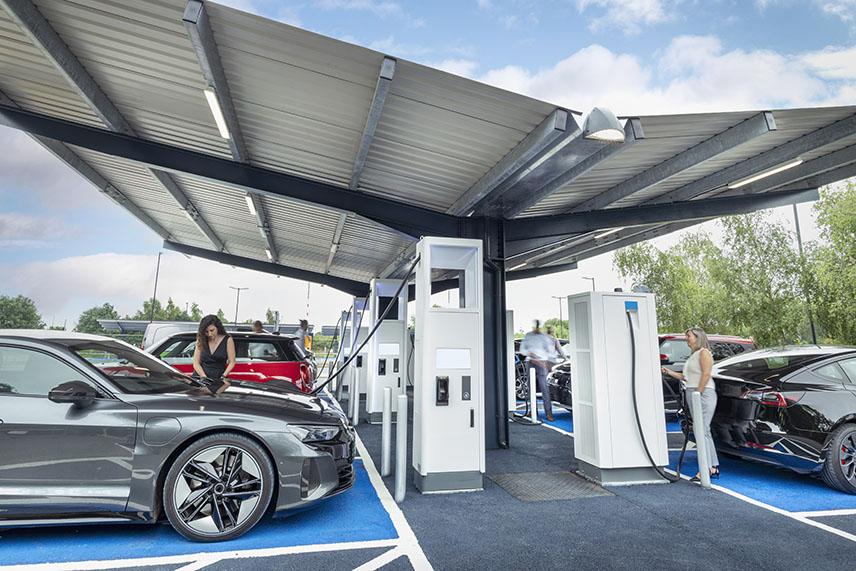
[662,327,719,481]
[545,325,564,363]
[193,315,236,389]
[520,320,557,421]
[252,320,268,334]
[295,319,309,352]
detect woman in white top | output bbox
[661,327,720,481]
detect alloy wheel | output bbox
[841,433,856,482]
[173,445,263,536]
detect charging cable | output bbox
[312,256,420,395]
[626,310,682,483]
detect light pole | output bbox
[582,276,595,291]
[551,295,565,338]
[793,204,818,344]
[229,286,248,326]
[148,252,162,323]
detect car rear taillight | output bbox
[660,354,669,362]
[745,390,797,407]
[299,363,311,390]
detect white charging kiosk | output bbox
[567,291,668,485]
[412,237,485,493]
[366,278,408,423]
[342,297,369,399]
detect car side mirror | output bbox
[48,381,98,408]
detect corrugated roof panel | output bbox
[33,0,232,157]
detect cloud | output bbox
[1,252,352,329]
[432,59,480,78]
[314,0,401,17]
[576,0,674,34]
[757,0,856,30]
[0,212,74,248]
[475,36,855,115]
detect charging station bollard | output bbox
[529,366,540,424]
[350,366,360,425]
[395,394,407,503]
[381,387,392,477]
[690,390,711,489]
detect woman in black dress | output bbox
[192,315,236,391]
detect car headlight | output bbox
[288,424,340,443]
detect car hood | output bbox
[124,378,347,425]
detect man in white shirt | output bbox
[519,320,557,421]
[295,319,309,352]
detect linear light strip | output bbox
[728,159,803,189]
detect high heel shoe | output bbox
[711,467,720,479]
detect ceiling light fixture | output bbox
[728,159,803,189]
[581,107,625,143]
[594,227,624,240]
[203,88,231,139]
[245,194,257,217]
[508,262,527,271]
[265,249,273,260]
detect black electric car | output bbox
[0,331,355,541]
[681,346,856,493]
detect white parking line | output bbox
[351,546,405,571]
[793,508,856,518]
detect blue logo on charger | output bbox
[625,300,639,312]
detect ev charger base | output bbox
[568,291,668,486]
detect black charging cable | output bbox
[627,310,682,483]
[312,256,420,396]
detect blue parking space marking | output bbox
[669,450,856,512]
[0,460,397,567]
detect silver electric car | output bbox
[0,330,355,542]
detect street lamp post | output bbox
[551,295,565,338]
[582,276,596,291]
[229,286,249,326]
[148,252,162,323]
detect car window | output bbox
[245,341,285,361]
[717,354,821,384]
[0,345,89,397]
[157,338,195,364]
[660,339,691,363]
[815,362,847,382]
[838,358,856,385]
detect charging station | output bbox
[366,278,408,423]
[342,298,369,398]
[412,237,485,493]
[567,291,668,485]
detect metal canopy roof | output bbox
[1,0,855,290]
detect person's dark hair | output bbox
[253,320,263,327]
[300,319,309,329]
[197,314,227,344]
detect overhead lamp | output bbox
[594,227,624,239]
[727,159,804,189]
[582,107,625,143]
[508,262,527,271]
[265,248,273,260]
[244,194,257,217]
[203,89,231,139]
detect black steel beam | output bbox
[0,105,461,239]
[163,241,369,297]
[506,261,579,280]
[506,187,819,241]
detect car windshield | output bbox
[59,339,197,395]
[660,338,692,362]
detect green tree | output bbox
[127,298,195,322]
[265,308,277,324]
[0,295,44,328]
[76,303,119,334]
[544,318,568,339]
[189,303,203,321]
[807,181,856,343]
[216,308,226,322]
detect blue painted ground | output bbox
[669,450,856,512]
[0,460,397,566]
[517,399,682,433]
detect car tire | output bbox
[821,423,856,494]
[515,375,529,401]
[163,432,275,541]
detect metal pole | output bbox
[529,366,540,424]
[229,286,248,326]
[690,390,711,489]
[395,393,407,503]
[381,387,392,477]
[793,204,817,344]
[148,252,162,322]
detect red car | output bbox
[149,332,315,392]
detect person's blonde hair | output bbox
[685,327,710,352]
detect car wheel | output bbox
[163,432,275,541]
[515,375,529,401]
[821,423,856,494]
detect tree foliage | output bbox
[76,303,119,334]
[0,295,44,328]
[127,298,197,322]
[614,211,810,347]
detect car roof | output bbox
[659,333,754,343]
[0,329,111,342]
[160,331,298,341]
[715,345,856,369]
